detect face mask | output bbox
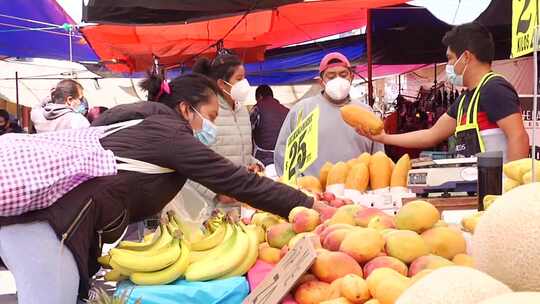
[224,79,251,106]
[74,103,87,114]
[324,77,351,101]
[446,54,467,86]
[192,107,218,146]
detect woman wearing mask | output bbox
[31,79,90,133]
[185,53,261,214]
[0,73,325,303]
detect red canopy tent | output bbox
[81,0,408,73]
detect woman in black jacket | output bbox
[0,73,322,303]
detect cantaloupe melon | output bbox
[473,183,540,291]
[477,292,540,304]
[396,266,511,304]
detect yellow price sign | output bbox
[283,107,319,184]
[512,0,538,58]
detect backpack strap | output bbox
[102,119,144,138]
[115,156,175,174]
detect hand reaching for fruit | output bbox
[355,127,387,143]
[216,194,237,205]
[247,163,264,173]
[312,200,337,222]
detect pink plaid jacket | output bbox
[0,120,172,216]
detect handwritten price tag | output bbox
[243,236,318,304]
[283,107,319,184]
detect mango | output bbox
[329,205,364,226]
[289,206,311,223]
[266,223,296,249]
[367,215,396,230]
[395,200,440,233]
[258,243,282,264]
[323,228,351,251]
[363,256,408,277]
[373,275,411,304]
[385,230,430,264]
[421,226,467,260]
[321,298,354,304]
[452,253,475,267]
[289,232,322,249]
[295,280,332,304]
[311,251,364,283]
[340,228,385,263]
[355,208,389,227]
[340,274,371,304]
[408,255,454,276]
[366,268,404,296]
[291,208,321,233]
[320,223,355,241]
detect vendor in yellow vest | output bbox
[360,22,529,162]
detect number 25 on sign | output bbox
[283,107,320,184]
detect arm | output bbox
[371,114,457,149]
[274,109,296,176]
[497,113,530,161]
[162,130,313,218]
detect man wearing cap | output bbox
[274,52,384,177]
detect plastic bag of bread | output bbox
[326,161,349,196]
[296,176,323,194]
[319,162,333,191]
[369,151,392,192]
[340,104,383,135]
[390,154,411,192]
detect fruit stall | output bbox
[95,146,540,304]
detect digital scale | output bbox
[407,157,478,197]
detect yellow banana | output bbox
[117,223,163,251]
[130,239,191,285]
[191,222,227,251]
[220,225,259,278]
[104,268,128,282]
[189,223,233,264]
[143,232,155,242]
[111,237,181,272]
[110,259,133,276]
[170,212,205,243]
[110,222,173,257]
[97,254,112,269]
[185,225,249,281]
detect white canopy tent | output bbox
[0,59,147,109]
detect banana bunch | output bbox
[99,216,191,285]
[185,222,259,281]
[461,211,484,233]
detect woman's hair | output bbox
[140,73,220,109]
[51,79,83,104]
[192,53,242,82]
[86,106,109,123]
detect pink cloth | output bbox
[247,260,297,304]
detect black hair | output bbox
[192,53,242,82]
[255,85,273,100]
[0,109,9,121]
[140,73,220,110]
[442,22,494,64]
[51,79,83,104]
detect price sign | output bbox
[283,107,320,184]
[243,236,318,304]
[512,0,538,58]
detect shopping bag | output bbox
[115,277,249,304]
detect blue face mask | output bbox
[74,103,87,114]
[192,107,218,146]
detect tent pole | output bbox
[532,25,538,181]
[15,71,20,120]
[367,9,374,107]
[433,63,437,86]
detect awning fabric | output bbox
[0,0,97,61]
[80,0,408,72]
[82,0,303,25]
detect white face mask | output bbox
[224,79,251,106]
[324,77,351,101]
[446,53,467,87]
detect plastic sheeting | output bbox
[0,0,97,61]
[115,277,249,304]
[80,0,408,72]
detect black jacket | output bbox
[0,102,312,299]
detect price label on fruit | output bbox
[283,107,320,184]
